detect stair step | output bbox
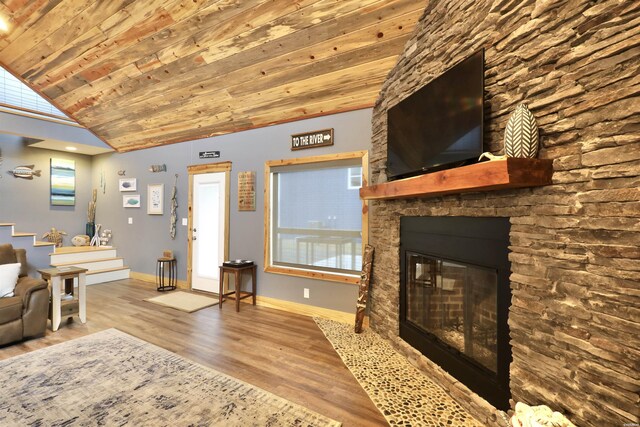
[34,241,56,247]
[50,247,117,264]
[86,266,130,285]
[0,223,16,226]
[52,246,114,255]
[12,232,35,237]
[52,257,124,271]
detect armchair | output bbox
[0,244,49,346]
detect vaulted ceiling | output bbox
[0,0,424,152]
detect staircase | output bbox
[49,246,130,285]
[0,223,56,274]
[0,222,56,248]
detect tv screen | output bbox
[386,49,484,180]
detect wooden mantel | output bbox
[360,158,553,200]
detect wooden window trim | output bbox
[264,151,369,285]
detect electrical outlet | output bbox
[128,217,133,224]
[182,218,188,226]
[303,288,310,299]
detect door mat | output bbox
[145,291,219,313]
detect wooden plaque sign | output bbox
[291,129,333,150]
[238,171,256,211]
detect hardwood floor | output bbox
[0,279,387,426]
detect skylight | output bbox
[0,67,76,123]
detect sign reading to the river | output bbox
[291,129,334,151]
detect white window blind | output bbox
[270,160,363,275]
[0,67,70,119]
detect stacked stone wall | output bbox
[368,1,639,426]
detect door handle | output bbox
[193,236,197,241]
[193,227,197,233]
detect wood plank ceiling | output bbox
[0,0,425,152]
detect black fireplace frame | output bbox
[399,216,512,410]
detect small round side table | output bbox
[156,257,177,291]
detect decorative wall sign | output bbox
[199,151,220,159]
[147,184,164,215]
[119,178,137,191]
[11,164,41,179]
[238,171,256,211]
[291,128,333,151]
[123,194,141,208]
[50,158,75,205]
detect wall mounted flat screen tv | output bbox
[386,49,484,180]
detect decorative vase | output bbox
[504,103,539,158]
[85,222,95,239]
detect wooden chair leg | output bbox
[218,267,224,309]
[235,270,240,312]
[252,266,256,305]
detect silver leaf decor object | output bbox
[504,104,539,158]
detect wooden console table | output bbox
[38,266,88,331]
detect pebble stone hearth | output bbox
[315,318,484,427]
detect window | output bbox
[264,151,368,284]
[0,66,75,123]
[347,167,363,189]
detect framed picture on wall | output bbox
[119,178,137,191]
[147,184,164,215]
[50,158,76,206]
[123,194,140,208]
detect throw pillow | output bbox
[0,263,21,297]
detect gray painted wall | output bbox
[0,133,93,240]
[0,111,106,148]
[92,108,373,313]
[0,134,94,275]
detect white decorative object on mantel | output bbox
[510,402,576,427]
[504,104,539,158]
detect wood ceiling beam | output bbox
[0,0,425,150]
[91,57,394,146]
[61,1,421,123]
[81,43,399,137]
[0,0,64,50]
[33,0,267,99]
[76,26,411,128]
[113,88,381,152]
[51,0,367,105]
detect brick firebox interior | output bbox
[367,1,638,427]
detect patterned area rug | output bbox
[315,318,482,427]
[145,291,219,312]
[0,329,340,426]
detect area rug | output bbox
[314,317,482,427]
[0,329,340,426]
[145,290,218,312]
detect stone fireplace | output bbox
[366,1,639,427]
[400,216,511,410]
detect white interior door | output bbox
[192,172,227,293]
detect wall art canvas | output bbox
[50,158,75,206]
[147,184,164,215]
[119,178,137,191]
[123,194,141,208]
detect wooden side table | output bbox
[38,266,88,331]
[218,264,256,312]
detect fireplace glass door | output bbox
[406,252,498,373]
